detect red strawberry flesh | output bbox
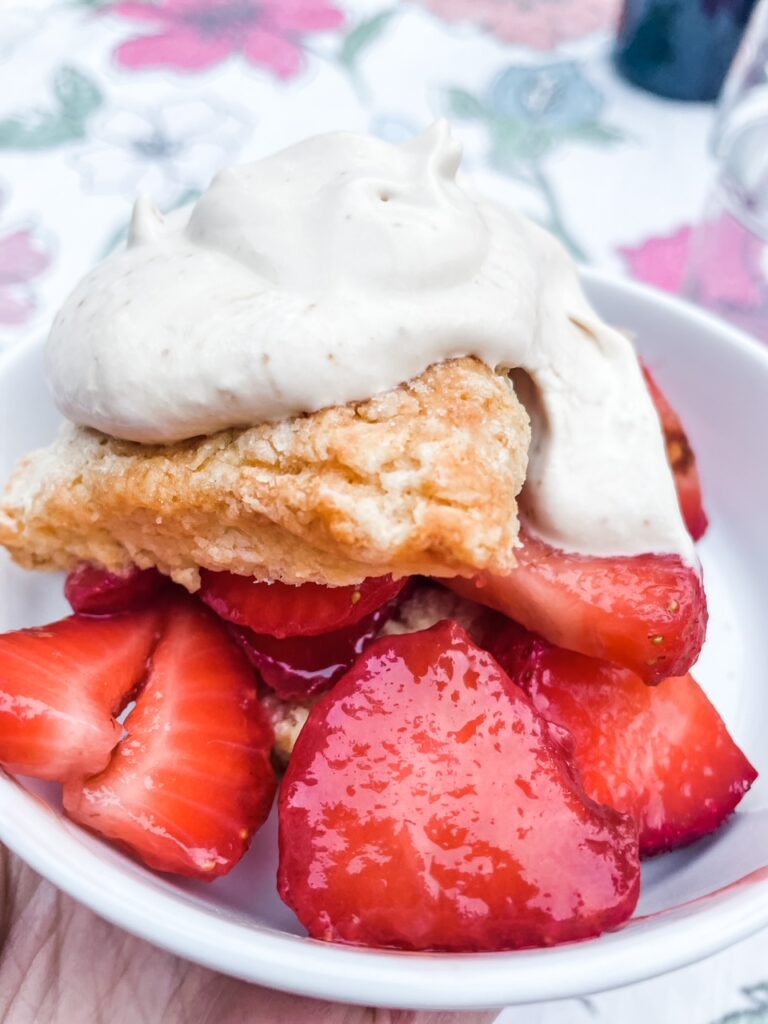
[64,599,276,880]
[486,620,756,855]
[65,563,168,616]
[643,365,708,541]
[0,608,162,781]
[233,601,397,701]
[279,620,640,951]
[199,571,407,639]
[447,530,707,684]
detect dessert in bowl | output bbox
[0,122,765,1003]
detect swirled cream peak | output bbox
[46,122,693,560]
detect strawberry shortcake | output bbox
[0,123,752,953]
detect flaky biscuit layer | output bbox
[0,358,529,588]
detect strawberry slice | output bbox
[199,571,407,639]
[233,601,397,701]
[65,563,169,615]
[0,609,161,781]
[64,600,276,880]
[643,365,708,541]
[279,621,640,951]
[487,620,756,855]
[446,530,707,684]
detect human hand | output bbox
[0,847,499,1024]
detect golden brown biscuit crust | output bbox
[0,358,529,588]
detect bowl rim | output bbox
[1,267,767,1010]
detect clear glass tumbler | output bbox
[683,0,768,340]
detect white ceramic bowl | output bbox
[0,269,767,1010]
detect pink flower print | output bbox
[111,0,345,78]
[0,226,50,327]
[618,225,693,294]
[686,212,766,309]
[417,0,620,50]
[619,219,766,307]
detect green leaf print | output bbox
[567,121,624,145]
[445,88,486,121]
[489,119,555,166]
[339,10,396,73]
[0,67,103,150]
[53,67,102,117]
[714,984,768,1023]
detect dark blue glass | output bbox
[615,0,758,101]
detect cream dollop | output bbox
[46,122,694,560]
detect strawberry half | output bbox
[199,571,407,639]
[233,601,397,701]
[0,609,161,781]
[446,530,707,684]
[64,599,276,880]
[487,620,756,855]
[643,365,708,541]
[65,563,169,616]
[279,621,640,951]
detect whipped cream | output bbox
[46,122,694,561]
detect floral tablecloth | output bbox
[1,0,766,1019]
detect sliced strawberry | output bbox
[446,530,707,684]
[199,571,407,639]
[643,365,708,541]
[65,563,169,616]
[487,620,756,855]
[0,609,161,781]
[64,600,276,880]
[279,621,640,951]
[233,601,397,701]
